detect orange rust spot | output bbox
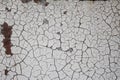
[1,22,13,56]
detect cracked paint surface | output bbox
[0,0,120,80]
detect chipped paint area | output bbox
[1,22,13,56]
[0,0,120,80]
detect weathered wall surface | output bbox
[0,0,120,80]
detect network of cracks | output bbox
[0,0,120,80]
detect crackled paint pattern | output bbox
[0,0,120,80]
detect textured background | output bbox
[0,0,120,80]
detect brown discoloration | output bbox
[1,22,13,56]
[5,69,9,75]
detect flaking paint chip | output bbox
[1,22,13,56]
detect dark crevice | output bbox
[21,0,32,3]
[79,0,108,1]
[4,69,9,75]
[57,32,61,35]
[44,2,49,6]
[66,48,73,52]
[43,19,49,24]
[63,11,67,14]
[1,22,13,56]
[5,7,11,12]
[21,0,49,6]
[34,0,40,3]
[118,45,120,49]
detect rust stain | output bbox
[1,22,13,56]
